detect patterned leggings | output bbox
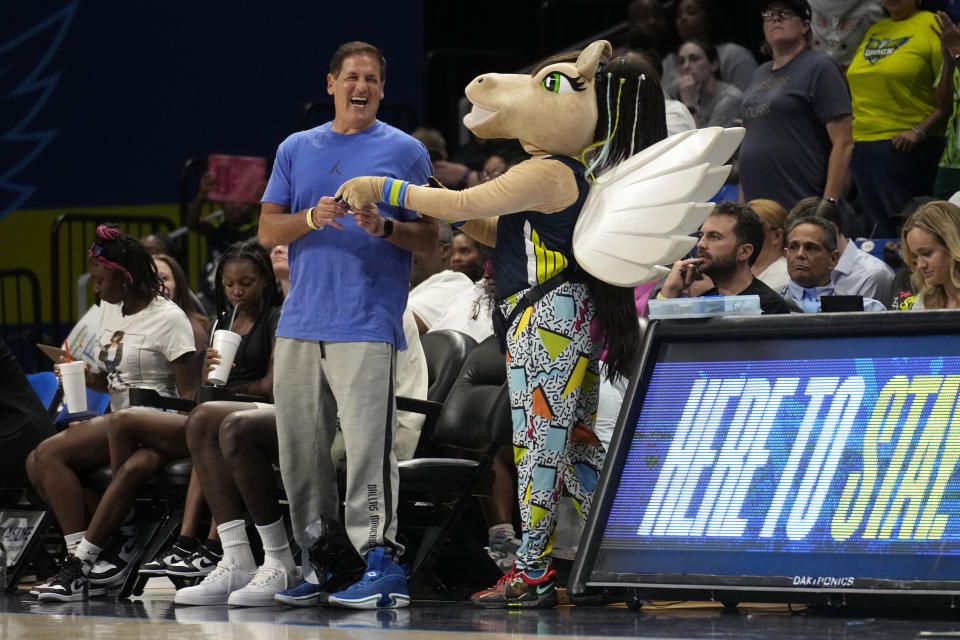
[501,281,606,571]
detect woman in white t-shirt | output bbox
[25,225,199,592]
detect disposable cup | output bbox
[207,330,242,386]
[59,361,88,413]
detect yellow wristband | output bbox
[305,206,322,231]
[656,292,666,300]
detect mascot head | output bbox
[462,40,666,170]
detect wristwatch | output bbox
[379,218,394,239]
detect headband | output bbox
[89,225,133,282]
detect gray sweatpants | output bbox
[273,337,401,557]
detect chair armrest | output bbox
[128,388,196,413]
[396,396,443,456]
[196,385,269,405]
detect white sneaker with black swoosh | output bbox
[36,557,106,602]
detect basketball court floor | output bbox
[4,583,960,640]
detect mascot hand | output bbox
[335,176,386,209]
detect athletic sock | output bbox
[216,519,256,571]
[74,537,102,574]
[64,531,85,555]
[174,535,199,552]
[256,518,296,574]
[488,523,515,543]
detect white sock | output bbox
[255,518,296,574]
[216,519,256,571]
[64,531,85,555]
[489,523,515,542]
[74,537,102,573]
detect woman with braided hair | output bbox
[26,224,200,601]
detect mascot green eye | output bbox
[542,72,580,94]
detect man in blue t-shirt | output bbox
[251,42,433,610]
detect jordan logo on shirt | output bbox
[862,36,911,65]
[329,161,342,175]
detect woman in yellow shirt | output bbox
[847,0,951,236]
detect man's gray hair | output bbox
[785,215,837,252]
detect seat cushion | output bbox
[399,458,493,496]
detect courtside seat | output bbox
[398,335,512,597]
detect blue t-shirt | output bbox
[262,120,431,348]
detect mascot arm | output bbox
[335,157,579,222]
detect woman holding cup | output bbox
[26,225,199,599]
[31,240,283,601]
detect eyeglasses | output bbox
[761,8,799,21]
[479,168,504,181]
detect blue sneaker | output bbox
[326,547,409,610]
[274,579,325,607]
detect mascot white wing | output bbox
[572,126,745,287]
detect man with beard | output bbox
[659,201,793,314]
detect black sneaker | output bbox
[166,545,222,577]
[139,540,194,576]
[307,521,365,606]
[88,533,139,587]
[36,556,105,602]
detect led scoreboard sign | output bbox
[569,312,960,604]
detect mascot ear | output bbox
[575,40,612,80]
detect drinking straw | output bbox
[64,340,72,363]
[228,305,239,332]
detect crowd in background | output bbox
[8,0,960,614]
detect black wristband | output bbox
[379,218,394,239]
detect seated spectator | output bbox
[153,253,209,357]
[0,337,55,488]
[177,304,428,607]
[663,0,758,93]
[626,48,697,136]
[749,199,791,291]
[675,39,744,128]
[411,126,448,164]
[780,215,887,311]
[739,0,853,211]
[408,222,475,333]
[141,232,180,263]
[900,200,960,309]
[791,197,894,300]
[186,171,261,299]
[659,201,793,313]
[34,241,280,601]
[847,1,949,235]
[627,0,677,64]
[269,244,290,298]
[450,230,489,282]
[26,225,199,600]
